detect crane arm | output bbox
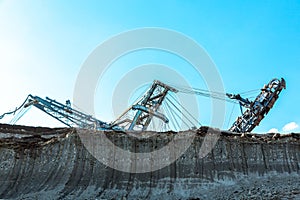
[24,95,111,130]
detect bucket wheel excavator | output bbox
[0,78,286,133]
[227,78,286,133]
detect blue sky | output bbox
[0,0,299,133]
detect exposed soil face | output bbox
[0,124,299,199]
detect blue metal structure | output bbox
[1,80,177,131]
[0,78,286,133]
[111,80,178,131]
[24,95,113,130]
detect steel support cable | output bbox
[171,83,260,97]
[227,103,236,128]
[163,122,170,132]
[111,85,151,126]
[155,119,162,132]
[0,95,32,120]
[179,90,238,104]
[165,98,197,129]
[149,114,156,130]
[165,101,184,130]
[165,97,196,128]
[173,87,238,104]
[163,102,180,131]
[168,83,260,104]
[164,101,183,130]
[156,108,166,132]
[10,106,31,124]
[168,83,226,95]
[163,112,171,131]
[167,94,201,127]
[130,83,151,105]
[239,89,260,95]
[149,110,164,131]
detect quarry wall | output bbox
[0,124,299,199]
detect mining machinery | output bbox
[227,78,286,133]
[0,78,286,133]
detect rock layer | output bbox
[0,124,299,199]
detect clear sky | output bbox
[0,0,299,133]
